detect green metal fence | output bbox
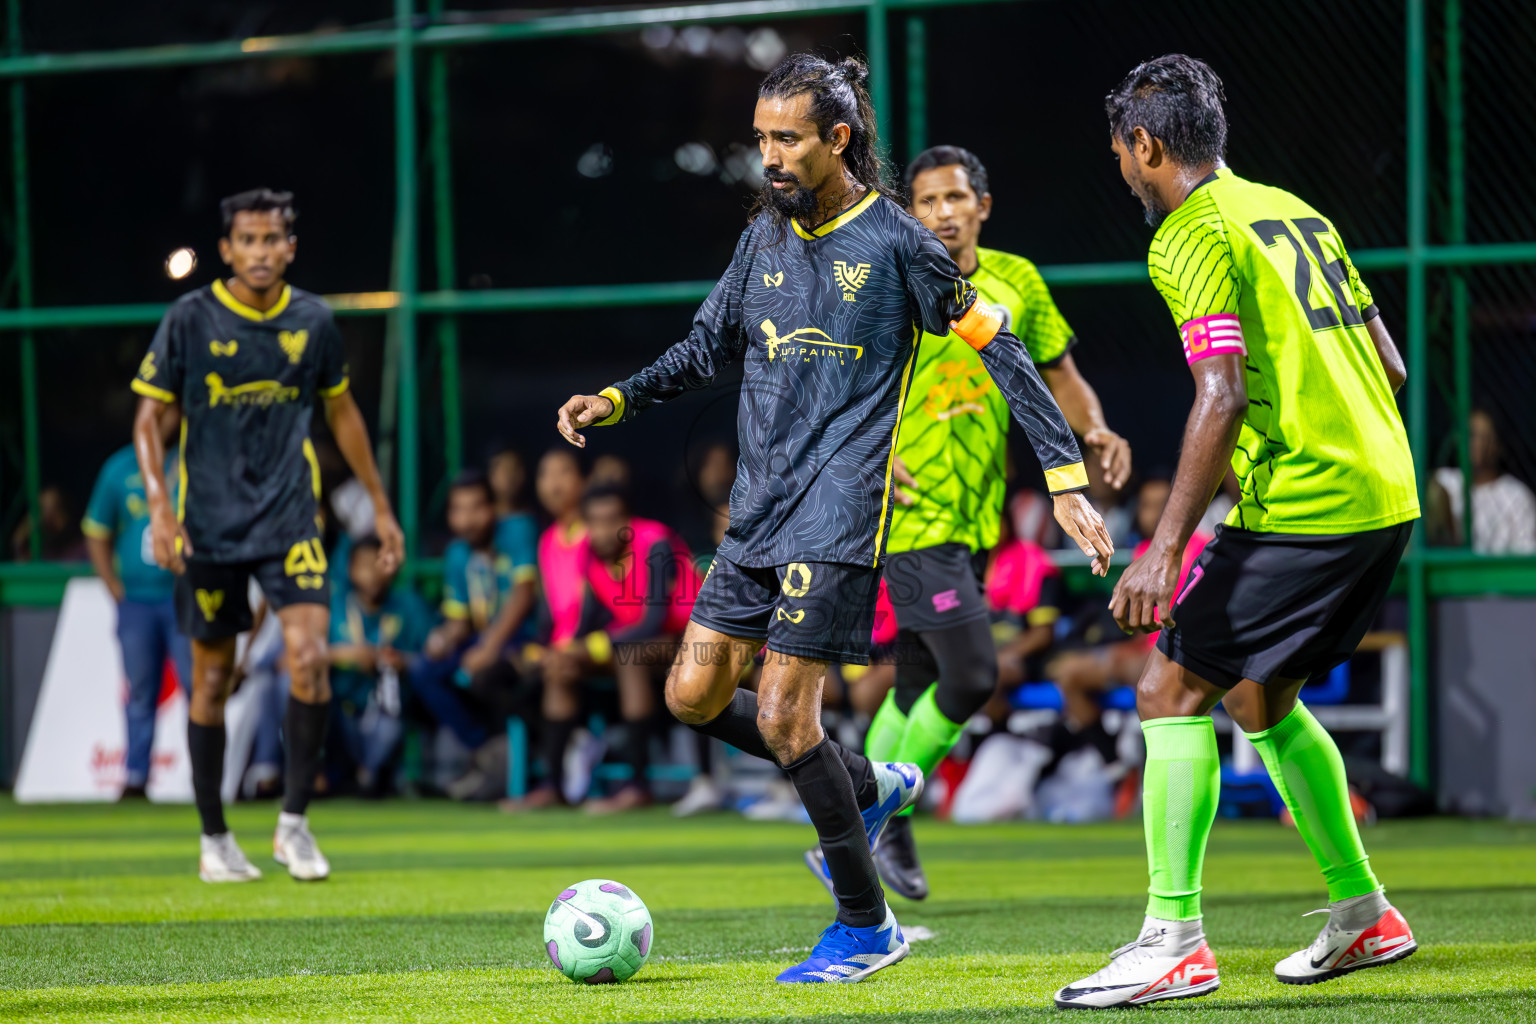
[3,0,1535,791]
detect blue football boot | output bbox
[804,761,923,900]
[775,904,909,983]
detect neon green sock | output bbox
[1246,702,1380,902]
[891,685,966,817]
[1142,716,1220,922]
[865,690,908,763]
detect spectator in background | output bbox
[327,536,432,795]
[83,444,192,799]
[1052,475,1211,755]
[682,441,737,554]
[986,516,1065,699]
[1429,408,1536,554]
[488,446,531,520]
[413,469,540,800]
[514,483,697,815]
[11,485,87,562]
[589,453,632,490]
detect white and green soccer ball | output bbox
[542,878,653,984]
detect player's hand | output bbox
[891,456,919,507]
[149,504,189,574]
[374,508,405,574]
[1083,427,1132,491]
[1109,546,1181,634]
[460,641,500,677]
[379,646,409,673]
[1053,491,1114,576]
[556,394,614,448]
[424,626,454,661]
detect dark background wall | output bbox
[1,0,1532,552]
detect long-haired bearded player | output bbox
[557,53,1113,984]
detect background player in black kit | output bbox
[557,54,1114,983]
[131,189,403,883]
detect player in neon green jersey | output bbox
[806,146,1132,902]
[1055,55,1419,1009]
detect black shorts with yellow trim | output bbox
[1155,522,1412,689]
[175,536,331,641]
[689,554,882,665]
[883,543,989,633]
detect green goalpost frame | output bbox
[3,0,1535,789]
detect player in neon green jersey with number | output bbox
[805,145,1132,902]
[1055,55,1419,1009]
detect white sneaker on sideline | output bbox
[1054,917,1219,1009]
[672,775,725,817]
[199,832,263,883]
[273,814,330,881]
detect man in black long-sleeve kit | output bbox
[556,54,1114,984]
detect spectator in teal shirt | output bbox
[84,443,192,798]
[415,469,540,800]
[327,535,432,794]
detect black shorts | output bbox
[883,543,989,633]
[690,555,882,665]
[1156,521,1412,689]
[175,536,332,642]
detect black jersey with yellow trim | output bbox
[595,192,1084,569]
[131,280,349,563]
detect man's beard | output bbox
[1135,181,1169,228]
[758,169,820,222]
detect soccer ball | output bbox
[542,878,653,984]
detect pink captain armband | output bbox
[1179,313,1246,366]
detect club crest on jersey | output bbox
[210,340,239,357]
[833,261,871,301]
[138,352,158,381]
[279,330,308,364]
[195,589,224,622]
[762,271,785,288]
[760,319,863,366]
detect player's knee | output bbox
[664,675,711,726]
[286,637,327,696]
[933,648,998,722]
[192,661,234,705]
[755,699,811,763]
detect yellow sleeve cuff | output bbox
[131,378,176,403]
[1026,606,1061,627]
[441,600,469,620]
[592,387,626,427]
[318,377,351,399]
[81,519,114,539]
[1044,462,1089,494]
[584,630,613,663]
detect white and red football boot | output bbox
[1274,895,1417,985]
[1054,918,1220,1009]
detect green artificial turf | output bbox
[1,798,1532,1022]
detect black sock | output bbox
[620,719,651,792]
[542,717,578,795]
[187,720,227,836]
[688,689,878,809]
[784,739,886,928]
[281,696,330,816]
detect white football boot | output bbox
[273,813,331,881]
[1274,891,1416,984]
[1054,918,1219,1009]
[198,832,263,883]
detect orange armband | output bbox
[950,300,1003,351]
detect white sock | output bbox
[278,811,306,831]
[1330,889,1389,930]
